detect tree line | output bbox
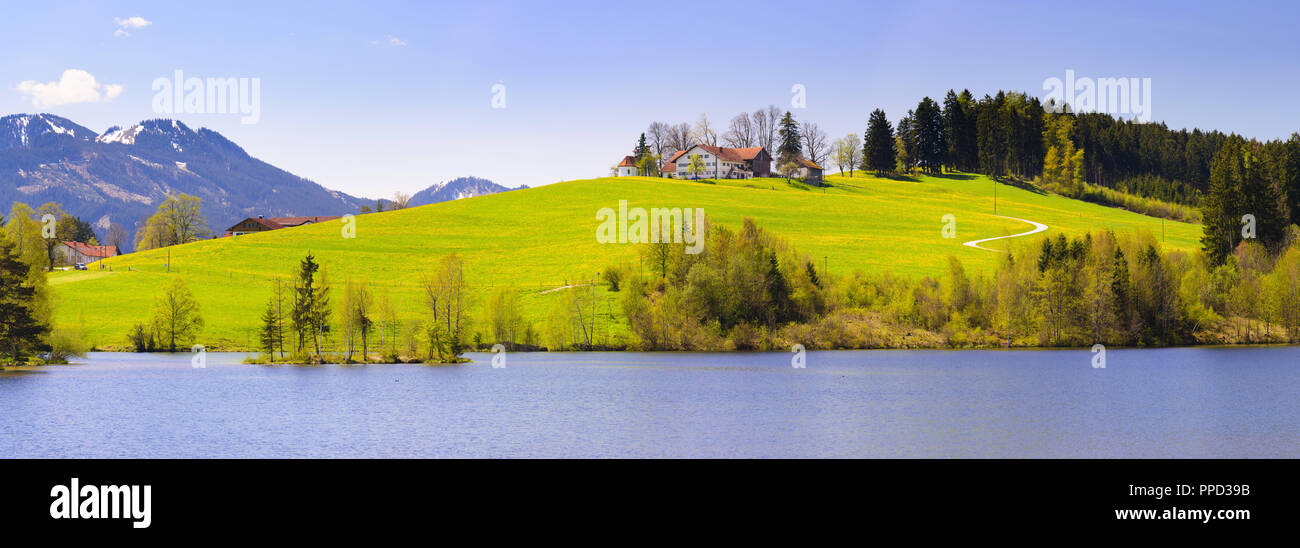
[854,89,1299,264]
[0,201,95,364]
[604,217,1300,350]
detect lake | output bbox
[2,348,1297,458]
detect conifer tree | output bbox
[863,109,896,175]
[777,111,802,165]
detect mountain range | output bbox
[0,113,518,250]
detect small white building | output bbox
[616,155,638,177]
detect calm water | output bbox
[2,348,1297,458]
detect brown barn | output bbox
[224,215,342,237]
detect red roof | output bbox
[237,217,285,231]
[617,155,637,167]
[661,162,677,173]
[61,241,119,258]
[667,145,767,164]
[796,158,823,170]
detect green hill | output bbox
[50,172,1201,349]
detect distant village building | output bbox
[224,215,342,237]
[661,145,772,179]
[790,158,824,183]
[615,155,639,177]
[55,241,120,265]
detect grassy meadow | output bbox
[49,172,1202,350]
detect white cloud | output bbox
[15,69,125,108]
[386,35,407,46]
[114,16,152,37]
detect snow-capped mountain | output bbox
[0,114,97,149]
[1,114,376,251]
[0,113,517,252]
[409,176,523,207]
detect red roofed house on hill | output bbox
[55,241,120,265]
[224,215,343,237]
[661,145,772,179]
[615,155,639,177]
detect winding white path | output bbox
[537,283,590,295]
[962,215,1050,252]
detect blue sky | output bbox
[4,0,1298,198]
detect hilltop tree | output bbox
[135,193,212,251]
[667,122,693,153]
[634,132,650,159]
[636,153,660,177]
[722,113,754,148]
[646,122,671,159]
[693,114,717,147]
[752,105,781,153]
[390,192,411,210]
[943,89,979,172]
[800,122,829,167]
[776,111,802,165]
[831,133,861,176]
[863,109,896,175]
[778,161,802,182]
[914,97,947,174]
[896,110,917,173]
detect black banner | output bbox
[3,459,1290,537]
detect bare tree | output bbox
[667,122,693,153]
[801,122,829,166]
[722,113,754,148]
[753,105,781,152]
[647,121,671,159]
[107,222,128,251]
[693,114,717,147]
[391,192,412,210]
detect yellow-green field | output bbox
[50,172,1201,349]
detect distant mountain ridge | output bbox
[0,113,517,251]
[409,176,524,207]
